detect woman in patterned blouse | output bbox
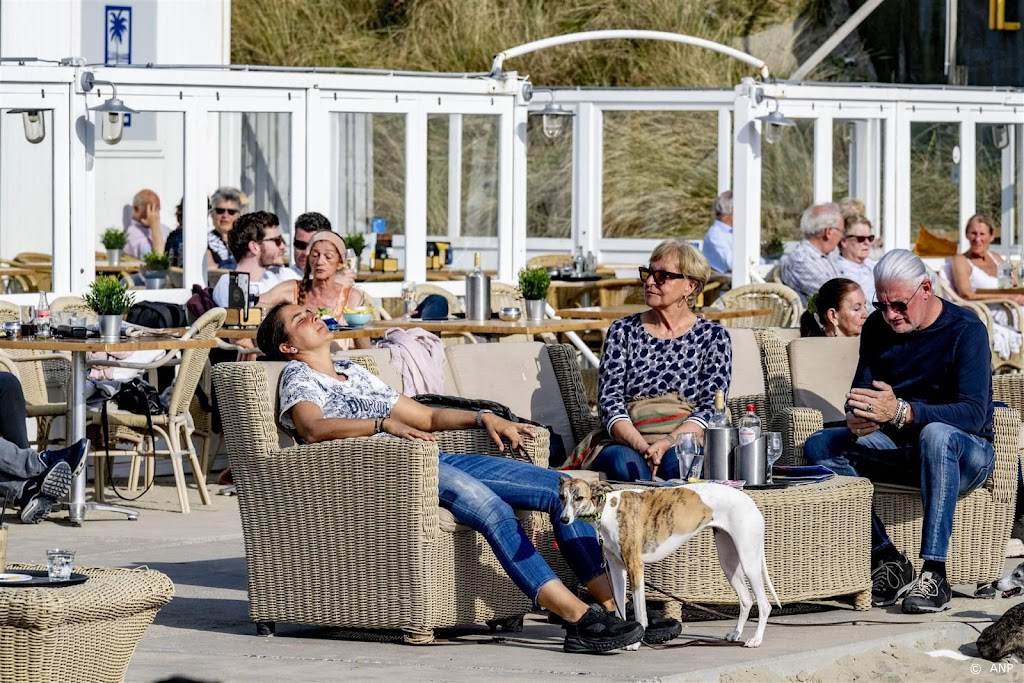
[253,302,664,653]
[592,239,732,481]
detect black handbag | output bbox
[114,377,165,416]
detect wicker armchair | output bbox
[210,359,551,643]
[766,332,1020,586]
[710,283,802,328]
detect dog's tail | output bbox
[763,551,781,609]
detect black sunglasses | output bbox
[259,236,285,247]
[844,234,874,244]
[872,282,923,314]
[639,266,688,287]
[293,239,309,250]
[213,207,240,216]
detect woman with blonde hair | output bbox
[572,238,732,481]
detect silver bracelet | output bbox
[889,399,908,429]
[475,409,494,428]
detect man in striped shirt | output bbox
[780,202,844,304]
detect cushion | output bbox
[334,347,458,396]
[445,342,575,456]
[771,327,803,344]
[726,328,765,399]
[260,360,296,449]
[787,337,861,423]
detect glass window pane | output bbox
[976,123,1008,243]
[527,114,572,238]
[427,115,449,237]
[833,120,852,201]
[217,112,291,229]
[93,111,184,287]
[0,109,54,293]
[460,115,498,237]
[331,112,405,238]
[602,111,718,239]
[909,122,960,245]
[762,118,814,245]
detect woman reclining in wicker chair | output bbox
[255,302,682,652]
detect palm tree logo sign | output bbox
[105,6,131,66]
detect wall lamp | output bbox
[992,124,1010,151]
[6,108,48,143]
[754,92,795,145]
[81,72,138,145]
[523,85,574,140]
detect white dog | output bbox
[559,478,780,648]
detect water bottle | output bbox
[35,292,51,338]
[737,404,761,446]
[708,390,730,429]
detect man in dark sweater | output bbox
[804,249,995,614]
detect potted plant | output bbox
[84,276,135,341]
[101,227,127,266]
[344,233,367,271]
[518,267,551,321]
[141,251,171,289]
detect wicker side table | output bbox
[0,565,174,683]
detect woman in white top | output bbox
[835,214,876,304]
[950,214,1024,306]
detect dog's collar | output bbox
[578,493,605,523]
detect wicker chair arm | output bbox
[994,373,1024,418]
[990,406,1019,504]
[778,406,824,466]
[435,428,550,468]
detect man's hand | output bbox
[847,380,899,423]
[846,411,880,438]
[482,413,534,453]
[141,201,161,230]
[383,418,436,441]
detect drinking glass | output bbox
[765,432,783,484]
[46,548,75,582]
[673,433,700,481]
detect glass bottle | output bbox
[35,292,51,338]
[708,390,730,429]
[737,404,761,446]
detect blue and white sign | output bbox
[105,5,132,66]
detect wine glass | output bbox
[765,432,783,484]
[673,433,699,482]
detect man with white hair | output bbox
[803,249,994,614]
[701,191,733,273]
[779,202,844,304]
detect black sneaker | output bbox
[563,604,644,653]
[625,601,682,644]
[871,552,916,607]
[901,570,952,613]
[40,438,89,478]
[18,461,72,524]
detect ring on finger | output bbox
[866,403,875,413]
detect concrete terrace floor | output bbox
[4,480,1021,683]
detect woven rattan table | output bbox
[574,476,874,616]
[0,564,174,683]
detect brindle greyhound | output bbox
[559,477,780,648]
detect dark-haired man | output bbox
[288,212,332,279]
[211,211,299,308]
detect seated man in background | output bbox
[701,190,733,274]
[123,189,169,259]
[803,249,994,614]
[211,211,299,308]
[0,372,89,523]
[780,202,843,304]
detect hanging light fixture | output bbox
[755,92,796,145]
[524,86,575,141]
[80,72,138,145]
[992,124,1011,151]
[6,108,46,143]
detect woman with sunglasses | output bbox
[836,214,877,303]
[800,278,869,338]
[205,187,243,272]
[571,239,731,482]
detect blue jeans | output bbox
[437,453,604,603]
[589,443,680,482]
[803,424,995,561]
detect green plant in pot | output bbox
[101,227,127,266]
[141,251,171,289]
[518,267,551,322]
[84,276,135,341]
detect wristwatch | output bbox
[475,409,494,428]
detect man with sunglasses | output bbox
[212,210,299,308]
[780,203,844,304]
[123,188,168,259]
[288,212,333,279]
[803,249,994,614]
[836,214,877,302]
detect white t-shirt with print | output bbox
[277,358,399,433]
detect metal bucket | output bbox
[99,314,122,342]
[733,437,767,485]
[524,299,546,321]
[704,427,738,480]
[106,249,121,266]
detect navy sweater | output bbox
[853,298,993,443]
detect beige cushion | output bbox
[334,347,457,395]
[260,360,297,449]
[787,337,861,423]
[438,506,533,533]
[727,328,765,399]
[445,342,574,456]
[770,327,803,344]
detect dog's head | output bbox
[558,477,609,525]
[993,561,1024,598]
